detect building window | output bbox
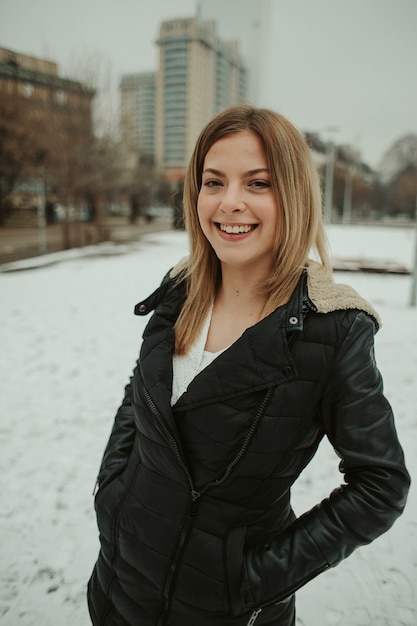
[23,82,34,98]
[56,90,67,105]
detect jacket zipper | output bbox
[247,608,262,625]
[143,387,197,496]
[202,388,272,493]
[143,385,273,625]
[157,494,199,626]
[245,561,330,625]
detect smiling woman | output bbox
[197,130,278,276]
[88,105,410,626]
[193,129,281,351]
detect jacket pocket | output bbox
[226,521,331,619]
[94,467,124,501]
[226,526,252,616]
[95,454,141,548]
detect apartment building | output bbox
[120,72,156,163]
[0,47,95,138]
[0,47,95,213]
[155,18,247,181]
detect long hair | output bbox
[173,104,331,354]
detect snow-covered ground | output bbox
[0,224,416,626]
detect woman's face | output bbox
[197,130,279,274]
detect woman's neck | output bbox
[218,265,267,311]
[204,267,268,352]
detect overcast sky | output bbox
[1,0,416,169]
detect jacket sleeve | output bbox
[95,378,137,491]
[231,311,410,614]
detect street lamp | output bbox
[323,127,338,224]
[35,149,47,255]
[410,194,417,307]
[342,145,361,225]
[342,164,354,225]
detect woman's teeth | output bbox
[219,224,254,234]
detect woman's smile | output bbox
[197,130,278,271]
[217,222,258,235]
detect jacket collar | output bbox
[134,262,380,412]
[134,269,185,318]
[135,268,306,332]
[306,260,380,330]
[135,273,303,412]
[134,260,380,331]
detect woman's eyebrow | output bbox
[202,168,224,176]
[246,168,270,175]
[202,167,270,176]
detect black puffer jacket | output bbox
[88,265,410,626]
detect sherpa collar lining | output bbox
[306,260,381,329]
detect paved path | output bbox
[0,216,174,265]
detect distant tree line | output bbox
[1,75,416,235]
[0,74,175,242]
[305,131,417,221]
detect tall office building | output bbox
[155,17,247,180]
[198,0,272,105]
[120,72,156,162]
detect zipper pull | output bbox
[247,608,262,626]
[191,489,201,502]
[189,489,201,515]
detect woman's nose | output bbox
[219,185,246,213]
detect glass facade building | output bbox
[156,18,247,180]
[120,72,156,160]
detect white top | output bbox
[171,305,228,405]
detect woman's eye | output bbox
[250,180,270,188]
[204,180,221,187]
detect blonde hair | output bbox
[173,104,331,354]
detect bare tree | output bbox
[379,134,417,184]
[386,166,417,218]
[0,90,47,225]
[376,135,417,217]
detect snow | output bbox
[0,224,416,626]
